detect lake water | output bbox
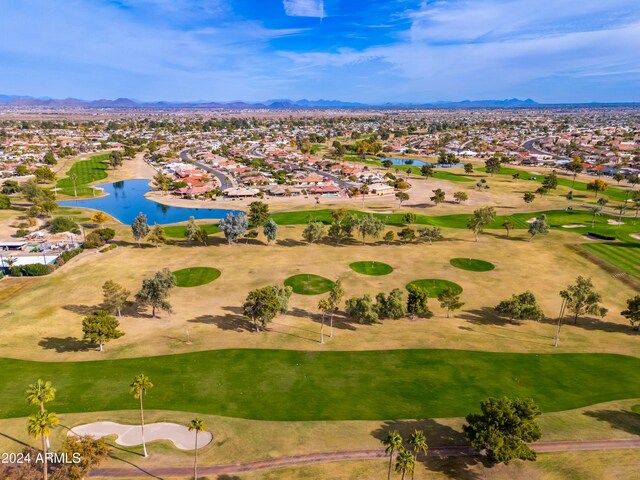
[382,158,465,168]
[58,179,238,225]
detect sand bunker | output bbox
[631,233,640,240]
[607,219,625,225]
[526,218,536,224]
[562,224,586,228]
[68,422,212,450]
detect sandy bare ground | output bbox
[562,224,586,228]
[607,219,625,225]
[89,439,640,478]
[69,421,212,450]
[631,233,640,240]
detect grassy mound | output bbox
[349,261,394,276]
[173,267,221,287]
[450,258,495,272]
[56,153,110,197]
[284,274,335,295]
[406,279,463,297]
[1,350,640,420]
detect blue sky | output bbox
[1,0,639,103]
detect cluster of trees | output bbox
[81,271,177,351]
[131,212,167,247]
[381,430,428,480]
[344,287,463,324]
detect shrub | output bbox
[84,232,106,249]
[0,195,11,209]
[12,263,52,276]
[99,244,117,253]
[59,248,83,263]
[15,229,29,237]
[48,217,79,233]
[94,227,116,242]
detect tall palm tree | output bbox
[188,418,206,480]
[408,430,428,480]
[360,183,369,207]
[70,173,78,197]
[555,289,571,348]
[27,410,59,480]
[328,279,344,338]
[25,379,56,450]
[317,298,331,344]
[129,373,153,457]
[395,449,415,480]
[382,430,403,480]
[590,206,601,227]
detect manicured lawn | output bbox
[164,224,220,238]
[349,261,394,276]
[284,274,335,295]
[56,153,111,197]
[1,350,640,420]
[406,279,463,297]
[173,267,221,287]
[450,258,495,272]
[580,243,640,279]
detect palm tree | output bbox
[70,173,78,197]
[27,410,59,480]
[554,289,571,348]
[328,279,344,338]
[395,449,415,480]
[360,183,369,207]
[590,206,601,227]
[130,373,153,457]
[408,430,428,480]
[317,298,331,344]
[188,418,206,480]
[382,430,403,480]
[25,379,56,450]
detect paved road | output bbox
[523,137,555,156]
[179,149,235,190]
[90,438,640,478]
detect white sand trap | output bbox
[526,218,536,223]
[562,224,586,228]
[631,233,640,240]
[68,422,212,450]
[608,219,625,225]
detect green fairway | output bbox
[580,243,640,279]
[450,258,495,272]
[56,153,111,197]
[345,155,474,182]
[349,261,394,276]
[1,350,640,420]
[173,267,221,287]
[284,274,335,295]
[164,224,220,238]
[406,279,463,297]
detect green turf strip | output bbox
[349,261,394,276]
[1,350,640,420]
[406,279,463,297]
[284,274,335,295]
[450,258,495,272]
[173,267,221,287]
[581,243,640,279]
[164,224,220,238]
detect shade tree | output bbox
[82,310,124,352]
[135,269,177,317]
[494,291,544,322]
[218,212,248,245]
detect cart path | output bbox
[90,438,640,478]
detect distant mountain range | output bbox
[0,94,547,109]
[1,95,637,109]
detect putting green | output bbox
[349,261,394,276]
[450,258,495,272]
[173,267,221,287]
[1,350,640,420]
[406,279,463,297]
[284,274,335,295]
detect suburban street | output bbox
[179,149,235,190]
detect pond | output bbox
[58,179,239,225]
[381,158,465,168]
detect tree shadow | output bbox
[188,312,255,332]
[540,315,639,336]
[583,409,640,435]
[457,307,513,327]
[0,430,31,448]
[38,337,92,352]
[62,304,100,316]
[276,238,307,247]
[307,311,358,331]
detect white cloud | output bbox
[283,0,324,18]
